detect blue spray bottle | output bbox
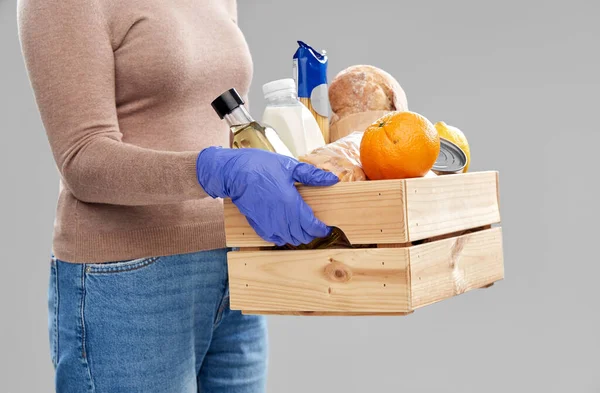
[293,41,330,143]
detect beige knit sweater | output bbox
[18,0,253,262]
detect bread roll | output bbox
[329,65,408,125]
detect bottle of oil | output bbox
[211,88,293,157]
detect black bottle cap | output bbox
[211,88,245,119]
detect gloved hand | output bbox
[196,147,339,246]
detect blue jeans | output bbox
[49,249,268,393]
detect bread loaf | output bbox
[329,65,408,126]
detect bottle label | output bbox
[264,127,294,158]
[310,84,330,118]
[293,58,299,91]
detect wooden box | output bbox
[224,171,504,316]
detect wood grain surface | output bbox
[224,180,408,247]
[410,227,504,309]
[228,248,411,313]
[405,171,501,241]
[225,172,500,247]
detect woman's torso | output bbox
[53,0,253,262]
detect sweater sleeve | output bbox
[17,0,209,206]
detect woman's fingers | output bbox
[292,162,339,187]
[246,216,289,246]
[297,199,331,239]
[288,202,314,245]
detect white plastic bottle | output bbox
[262,79,326,157]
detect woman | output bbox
[18,0,338,391]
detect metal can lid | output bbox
[432,138,467,174]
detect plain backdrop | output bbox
[1,0,599,392]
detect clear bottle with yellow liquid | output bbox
[211,88,293,157]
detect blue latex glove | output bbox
[196,147,339,246]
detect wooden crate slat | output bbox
[228,248,411,313]
[405,171,500,241]
[409,227,504,309]
[241,311,413,316]
[224,180,408,247]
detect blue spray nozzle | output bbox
[295,41,327,62]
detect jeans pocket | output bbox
[214,286,231,328]
[48,256,58,368]
[85,256,161,275]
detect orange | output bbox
[360,111,440,180]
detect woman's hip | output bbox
[48,248,255,393]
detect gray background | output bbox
[1,0,599,392]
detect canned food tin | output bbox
[432,138,467,174]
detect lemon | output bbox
[434,121,470,172]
